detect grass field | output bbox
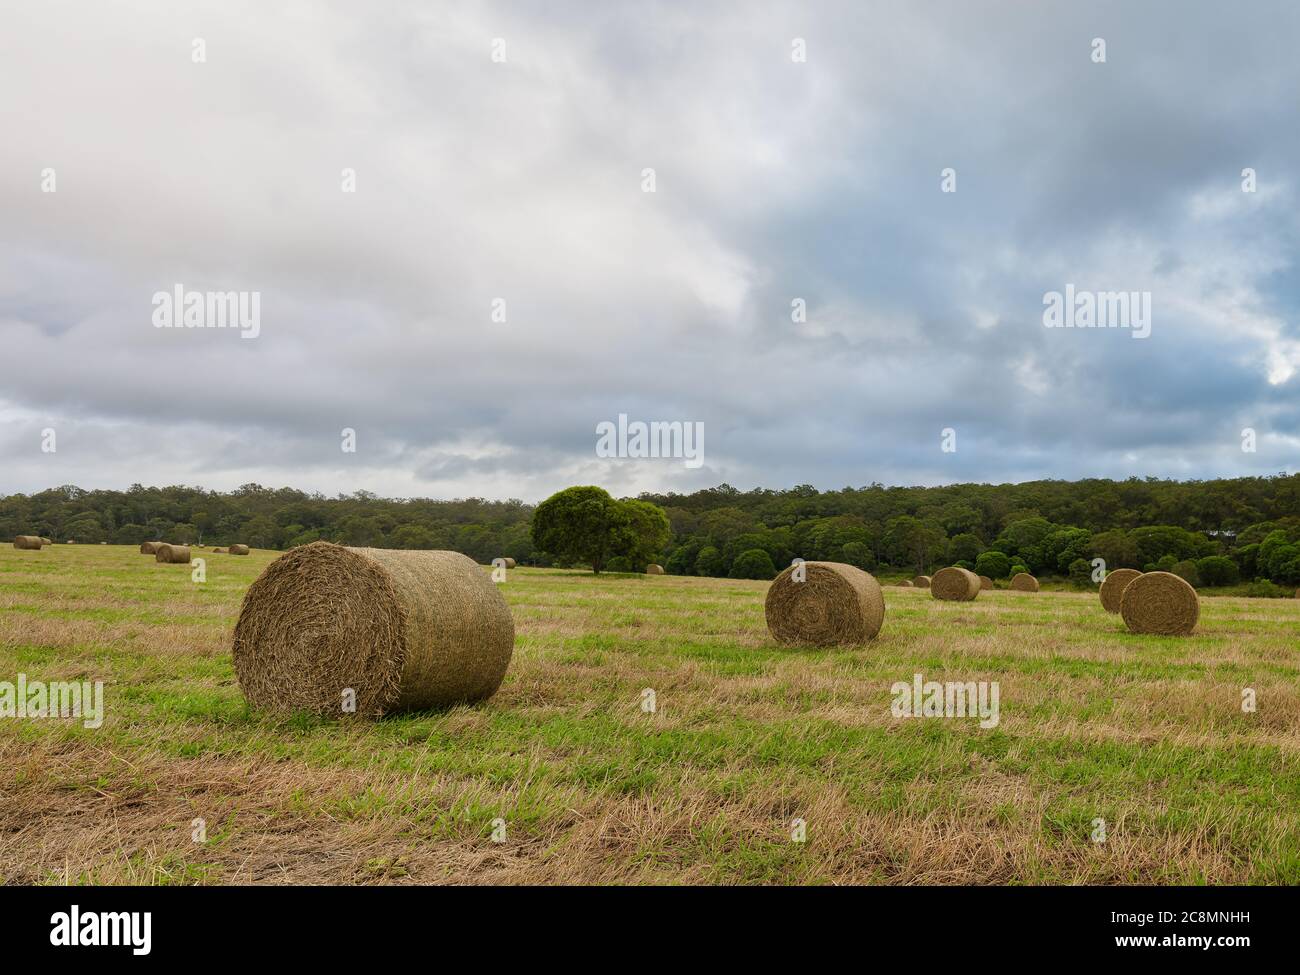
[1,544,1298,885]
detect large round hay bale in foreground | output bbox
[911,575,931,589]
[1120,571,1199,635]
[233,542,515,716]
[1099,567,1142,613]
[765,561,884,646]
[140,541,162,555]
[978,575,993,590]
[228,544,250,555]
[155,544,191,564]
[646,563,664,575]
[13,535,42,550]
[931,566,980,601]
[1010,572,1039,592]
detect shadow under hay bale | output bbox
[233,542,515,716]
[1120,571,1199,636]
[764,561,884,646]
[1099,567,1142,613]
[1010,572,1039,592]
[931,566,980,601]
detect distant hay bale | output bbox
[503,557,517,569]
[155,543,192,564]
[39,537,52,546]
[979,575,993,590]
[1120,571,1199,636]
[1099,568,1142,613]
[13,535,42,550]
[931,566,980,601]
[646,563,664,574]
[233,542,515,716]
[899,580,914,587]
[228,544,250,555]
[764,561,885,646]
[1010,572,1039,592]
[213,547,226,553]
[911,575,931,589]
[140,541,163,555]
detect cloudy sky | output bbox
[3,0,1299,501]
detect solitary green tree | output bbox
[530,486,628,574]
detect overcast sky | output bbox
[3,0,1299,501]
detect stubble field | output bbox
[1,544,1297,885]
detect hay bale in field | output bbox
[228,544,250,555]
[155,543,191,564]
[1120,571,1199,636]
[232,542,515,716]
[764,561,884,646]
[899,580,914,587]
[979,575,993,590]
[1099,567,1142,613]
[931,566,981,601]
[140,541,163,555]
[1010,572,1039,592]
[13,535,43,550]
[213,547,226,553]
[911,574,931,589]
[39,537,52,546]
[501,557,517,569]
[646,563,664,575]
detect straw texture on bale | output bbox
[1120,571,1199,636]
[233,542,515,716]
[13,535,42,550]
[228,543,250,555]
[155,544,191,564]
[911,575,931,589]
[1099,568,1142,613]
[646,563,664,575]
[140,541,162,555]
[1010,572,1039,592]
[931,566,981,601]
[979,575,993,590]
[764,561,885,646]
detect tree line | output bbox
[6,473,1300,591]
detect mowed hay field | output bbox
[1,545,1298,885]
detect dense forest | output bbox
[5,474,1300,591]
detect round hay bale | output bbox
[228,544,250,555]
[155,544,192,564]
[646,563,664,575]
[213,547,226,554]
[140,541,163,555]
[911,574,931,589]
[899,580,914,587]
[232,542,515,716]
[1120,571,1199,635]
[503,557,517,569]
[1099,567,1142,613]
[931,566,980,601]
[764,561,885,646]
[13,535,43,550]
[978,575,993,590]
[1010,572,1039,592]
[39,537,52,546]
